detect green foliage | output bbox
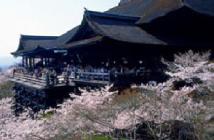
[83,135,128,140]
[83,135,112,140]
[41,111,55,119]
[203,127,214,140]
[45,133,74,140]
[0,81,14,99]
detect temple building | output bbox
[9,0,214,112]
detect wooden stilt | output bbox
[29,57,32,68]
[32,58,35,68]
[22,57,24,67]
[41,58,44,66]
[26,57,29,68]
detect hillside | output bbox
[0,51,214,140]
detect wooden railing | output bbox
[11,72,69,87]
[10,71,111,88]
[70,71,111,85]
[14,73,47,85]
[10,73,48,89]
[73,72,110,81]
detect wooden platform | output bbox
[9,72,110,90]
[10,77,46,89]
[9,73,47,89]
[71,71,110,86]
[9,73,71,90]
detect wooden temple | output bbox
[9,0,214,112]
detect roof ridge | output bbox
[20,35,58,40]
[85,10,140,21]
[21,34,58,37]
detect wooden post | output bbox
[45,58,47,67]
[29,57,32,68]
[23,56,25,67]
[22,57,24,67]
[43,58,46,66]
[28,57,30,68]
[108,72,111,83]
[48,58,50,65]
[32,58,35,68]
[26,57,28,68]
[46,58,49,66]
[41,57,44,66]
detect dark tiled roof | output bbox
[66,36,103,49]
[20,35,58,40]
[14,35,58,55]
[54,26,79,47]
[107,0,214,23]
[13,0,214,55]
[185,0,214,16]
[13,27,80,55]
[107,0,181,17]
[65,10,165,47]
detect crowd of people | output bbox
[12,63,145,86]
[12,64,110,85]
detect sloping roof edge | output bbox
[137,3,214,24]
[84,10,166,45]
[13,35,58,56]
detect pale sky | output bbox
[0,0,119,61]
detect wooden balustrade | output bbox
[10,73,48,89]
[70,71,111,85]
[10,71,111,89]
[73,71,110,81]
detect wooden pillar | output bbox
[28,57,31,68]
[41,57,44,66]
[22,57,24,67]
[28,57,30,68]
[29,57,32,68]
[44,58,46,66]
[46,58,49,66]
[22,56,25,67]
[27,57,31,68]
[32,58,35,68]
[25,57,28,68]
[45,58,48,66]
[48,58,50,65]
[46,58,48,66]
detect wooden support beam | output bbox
[25,57,29,68]
[29,57,32,68]
[32,58,35,68]
[41,58,44,66]
[48,58,50,65]
[22,57,24,67]
[44,58,46,66]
